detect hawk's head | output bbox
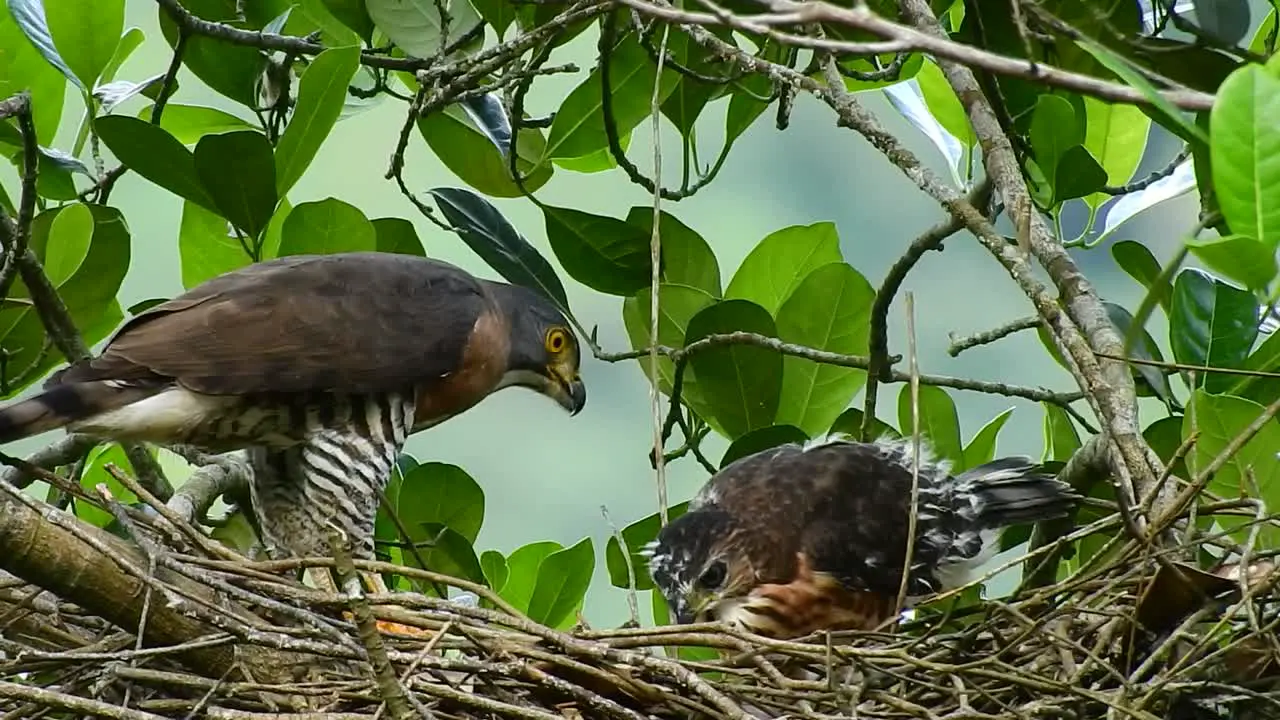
[644,507,753,626]
[489,283,587,416]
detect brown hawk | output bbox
[645,434,1078,640]
[0,251,586,633]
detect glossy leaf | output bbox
[43,201,93,286]
[897,384,963,467]
[1210,64,1280,248]
[961,408,1015,472]
[1041,402,1081,463]
[725,73,771,148]
[1076,37,1208,148]
[94,114,216,212]
[366,0,481,59]
[725,222,843,316]
[828,407,900,441]
[417,105,553,198]
[1082,96,1150,210]
[1169,268,1259,392]
[193,130,280,240]
[140,103,257,145]
[1051,146,1108,204]
[320,0,374,42]
[525,537,594,629]
[6,0,80,89]
[0,4,67,143]
[625,207,720,297]
[543,31,679,161]
[914,59,973,148]
[774,262,874,435]
[499,541,561,613]
[429,186,569,310]
[74,444,138,528]
[720,425,807,468]
[396,462,486,581]
[1186,234,1278,292]
[621,283,717,421]
[1029,95,1079,195]
[1105,301,1180,412]
[177,199,250,289]
[604,502,691,591]
[157,0,264,108]
[277,197,375,256]
[1183,390,1280,547]
[542,205,650,297]
[459,93,511,157]
[685,299,783,440]
[276,45,361,196]
[373,217,425,256]
[480,549,508,592]
[1111,240,1172,312]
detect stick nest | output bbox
[1,476,1279,720]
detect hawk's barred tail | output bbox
[0,381,161,445]
[955,457,1079,530]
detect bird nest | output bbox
[2,469,1279,720]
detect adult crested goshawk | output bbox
[0,251,587,632]
[645,434,1078,640]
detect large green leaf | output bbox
[1082,96,1150,210]
[1,1,68,143]
[621,283,718,426]
[320,0,374,42]
[542,205,650,297]
[543,30,679,162]
[1028,95,1079,194]
[366,0,481,59]
[372,217,425,256]
[604,502,691,591]
[684,299,782,440]
[157,0,265,108]
[897,384,963,467]
[1211,64,1280,248]
[43,201,93,286]
[177,199,250,290]
[1105,301,1180,411]
[525,537,594,629]
[275,44,361,196]
[43,0,121,89]
[94,115,217,212]
[1183,390,1280,548]
[193,130,279,241]
[498,541,560,613]
[1169,268,1260,393]
[140,103,257,145]
[915,58,975,148]
[277,197,375,256]
[773,262,873,435]
[395,462,486,586]
[961,408,1015,472]
[725,222,843,316]
[1110,240,1172,312]
[1186,234,1278,292]
[429,186,569,310]
[418,105,553,197]
[625,207,720,297]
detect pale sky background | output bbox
[1,0,1229,628]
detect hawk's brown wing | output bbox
[53,253,492,396]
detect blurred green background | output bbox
[0,0,1208,628]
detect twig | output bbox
[947,316,1042,357]
[646,12,670,526]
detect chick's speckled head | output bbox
[643,506,753,625]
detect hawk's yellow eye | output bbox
[545,327,568,354]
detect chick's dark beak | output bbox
[673,600,697,625]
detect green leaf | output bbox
[373,217,425,256]
[1076,37,1208,148]
[1183,390,1280,547]
[1029,95,1080,192]
[499,541,561,613]
[621,284,718,423]
[194,130,280,240]
[526,537,594,629]
[43,201,93,286]
[1186,234,1278,292]
[1041,402,1081,463]
[685,299,782,440]
[725,74,770,147]
[157,0,264,108]
[74,443,138,528]
[1105,301,1180,412]
[98,25,144,86]
[275,44,361,196]
[469,0,514,37]
[0,3,68,144]
[720,425,807,468]
[480,549,509,592]
[625,207,720,297]
[140,103,257,145]
[1210,64,1280,248]
[725,222,843,316]
[396,462,485,543]
[177,199,250,289]
[773,262,874,435]
[366,0,482,59]
[543,31,679,161]
[406,524,485,586]
[828,407,900,441]
[429,186,569,310]
[1169,268,1260,393]
[1111,240,1172,312]
[1051,145,1108,204]
[1082,96,1150,210]
[43,0,123,88]
[316,0,373,43]
[915,59,973,147]
[961,408,1015,471]
[605,502,691,591]
[94,115,216,212]
[277,197,375,256]
[897,384,963,467]
[418,105,553,198]
[542,205,650,296]
[6,0,80,92]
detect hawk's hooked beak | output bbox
[546,369,587,416]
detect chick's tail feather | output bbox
[956,457,1080,530]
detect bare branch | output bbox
[948,316,1043,357]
